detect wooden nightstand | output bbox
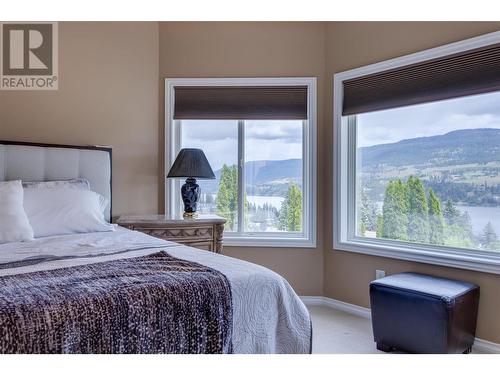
[116,214,226,254]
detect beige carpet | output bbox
[307,304,483,354]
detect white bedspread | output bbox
[0,227,311,354]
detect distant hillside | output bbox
[359,128,500,206]
[200,129,499,205]
[360,128,500,168]
[243,159,302,185]
[202,159,302,196]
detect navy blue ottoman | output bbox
[370,272,479,354]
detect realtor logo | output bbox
[0,22,58,90]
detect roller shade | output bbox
[342,42,500,116]
[174,86,308,120]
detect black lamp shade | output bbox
[167,148,215,179]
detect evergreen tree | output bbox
[458,211,475,241]
[481,222,498,249]
[376,214,384,238]
[359,188,378,232]
[428,188,444,245]
[278,183,302,232]
[272,206,279,219]
[441,199,477,249]
[443,199,461,226]
[407,176,430,243]
[381,180,409,240]
[443,218,476,249]
[216,164,238,230]
[380,178,485,250]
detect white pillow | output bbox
[0,180,34,244]
[22,178,108,213]
[23,188,115,238]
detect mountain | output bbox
[201,159,302,196]
[360,128,500,168]
[243,159,302,196]
[359,128,500,206]
[243,159,302,185]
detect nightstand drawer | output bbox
[116,214,226,254]
[134,226,214,242]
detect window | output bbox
[166,78,316,247]
[334,32,500,273]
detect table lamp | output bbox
[167,148,215,218]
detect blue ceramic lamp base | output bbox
[181,177,201,218]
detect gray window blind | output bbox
[342,42,500,116]
[174,86,308,120]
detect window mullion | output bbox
[347,115,358,240]
[173,120,182,218]
[302,119,308,236]
[237,120,245,234]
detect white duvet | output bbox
[0,227,311,354]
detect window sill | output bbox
[224,236,316,248]
[333,237,500,275]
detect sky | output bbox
[357,90,500,147]
[181,120,303,171]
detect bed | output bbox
[0,141,312,354]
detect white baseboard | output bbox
[301,295,371,319]
[301,295,500,354]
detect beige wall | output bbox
[1,20,499,342]
[324,22,500,343]
[0,22,160,217]
[159,22,326,296]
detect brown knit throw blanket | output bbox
[0,251,233,354]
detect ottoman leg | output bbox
[376,342,393,352]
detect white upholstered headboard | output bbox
[0,141,112,222]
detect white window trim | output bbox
[165,77,317,248]
[333,31,500,274]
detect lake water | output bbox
[457,205,500,236]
